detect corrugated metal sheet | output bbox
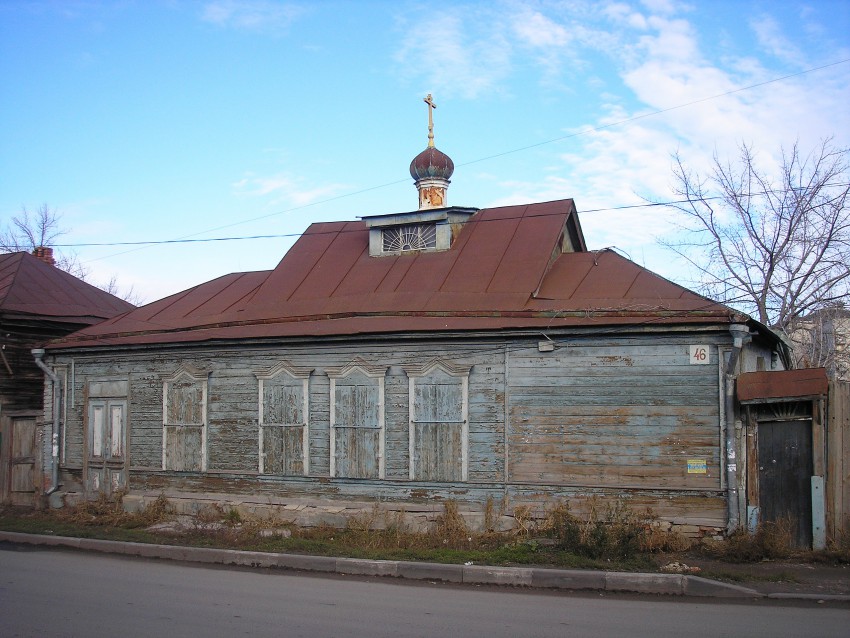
[0,251,134,322]
[48,199,742,349]
[737,368,829,402]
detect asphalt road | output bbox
[1,546,848,638]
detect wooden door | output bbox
[758,420,813,548]
[9,417,36,503]
[87,399,127,495]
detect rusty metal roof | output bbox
[48,199,744,349]
[737,368,829,402]
[0,251,135,324]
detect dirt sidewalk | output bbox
[666,553,850,596]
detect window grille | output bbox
[382,223,437,252]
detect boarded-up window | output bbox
[163,368,207,472]
[256,363,312,476]
[327,361,386,479]
[408,363,469,482]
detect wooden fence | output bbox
[827,381,850,542]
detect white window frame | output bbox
[404,359,471,482]
[162,365,209,472]
[326,359,387,479]
[255,361,313,476]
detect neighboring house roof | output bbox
[48,199,746,349]
[737,368,829,402]
[0,251,135,324]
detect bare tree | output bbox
[101,274,144,307]
[0,204,87,277]
[663,138,850,372]
[1,204,141,305]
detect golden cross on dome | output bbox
[424,94,436,148]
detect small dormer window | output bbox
[382,223,437,253]
[361,207,478,257]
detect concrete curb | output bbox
[4,531,839,600]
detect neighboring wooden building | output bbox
[35,110,811,540]
[0,249,134,505]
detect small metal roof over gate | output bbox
[737,368,829,404]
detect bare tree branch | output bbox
[660,138,850,375]
[1,204,140,304]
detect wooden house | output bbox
[0,249,134,505]
[35,114,820,541]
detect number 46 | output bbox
[689,345,710,364]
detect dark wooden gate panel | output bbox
[758,420,813,548]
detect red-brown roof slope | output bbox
[0,252,135,324]
[48,199,741,349]
[737,368,829,402]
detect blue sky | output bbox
[2,0,849,302]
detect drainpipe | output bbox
[32,348,61,496]
[724,324,751,534]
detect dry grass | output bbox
[55,491,173,529]
[16,495,849,571]
[538,498,689,559]
[706,519,795,562]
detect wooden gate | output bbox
[1,415,37,505]
[758,419,814,548]
[827,381,850,541]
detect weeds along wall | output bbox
[47,329,732,534]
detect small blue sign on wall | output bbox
[687,459,707,474]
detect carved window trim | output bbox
[254,361,313,476]
[325,358,387,479]
[162,365,209,472]
[403,359,471,482]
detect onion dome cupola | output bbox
[410,94,454,209]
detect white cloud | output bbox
[201,1,303,32]
[750,14,804,66]
[513,10,571,48]
[232,172,347,207]
[479,0,850,281]
[394,10,512,100]
[640,0,679,16]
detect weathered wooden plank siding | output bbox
[129,372,166,468]
[58,342,505,487]
[384,370,409,479]
[207,364,255,472]
[468,358,505,481]
[508,484,726,527]
[507,338,723,490]
[308,372,331,476]
[53,333,727,527]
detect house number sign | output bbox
[689,345,710,364]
